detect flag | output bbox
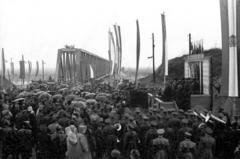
[28,61,32,76]
[109,31,116,75]
[89,64,94,78]
[19,60,25,79]
[114,24,120,75]
[2,48,5,78]
[135,19,140,86]
[108,30,112,74]
[118,25,122,74]
[160,13,168,76]
[220,0,240,97]
[35,61,39,76]
[10,61,14,76]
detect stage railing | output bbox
[147,93,178,110]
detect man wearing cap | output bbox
[95,122,104,159]
[177,119,193,143]
[149,108,158,122]
[138,115,150,158]
[103,118,117,156]
[178,132,196,159]
[134,108,141,125]
[110,149,123,159]
[145,121,158,159]
[123,124,138,158]
[197,127,215,159]
[169,111,181,133]
[152,129,170,159]
[156,114,164,129]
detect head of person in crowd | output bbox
[157,129,164,137]
[150,121,157,128]
[111,149,121,159]
[130,149,140,159]
[184,132,192,140]
[182,119,189,127]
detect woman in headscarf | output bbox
[66,124,92,159]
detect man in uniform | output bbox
[152,129,170,159]
[197,127,215,159]
[178,132,196,159]
[178,119,193,143]
[103,118,117,157]
[138,116,150,158]
[145,121,158,159]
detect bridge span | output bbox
[55,48,110,83]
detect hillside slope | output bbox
[140,48,222,85]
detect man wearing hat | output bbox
[197,127,215,159]
[178,132,196,159]
[152,129,170,159]
[145,121,158,159]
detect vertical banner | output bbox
[28,61,32,76]
[114,24,120,75]
[160,13,168,76]
[10,59,14,80]
[109,31,116,76]
[42,60,46,80]
[2,48,5,78]
[89,64,94,78]
[220,0,240,97]
[118,25,122,74]
[135,20,140,87]
[19,61,25,79]
[108,30,112,74]
[35,61,39,77]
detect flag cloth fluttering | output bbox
[89,64,94,78]
[28,61,32,76]
[135,20,140,86]
[114,24,120,75]
[19,60,25,79]
[2,48,5,78]
[118,26,122,75]
[220,0,240,97]
[109,31,116,75]
[35,61,39,77]
[108,30,112,74]
[160,13,168,76]
[10,60,14,77]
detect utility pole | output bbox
[152,33,155,83]
[189,33,192,55]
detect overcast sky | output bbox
[0,0,221,73]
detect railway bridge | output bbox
[55,48,110,83]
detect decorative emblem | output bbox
[229,35,237,47]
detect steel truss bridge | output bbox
[55,48,110,83]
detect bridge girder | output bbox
[55,48,110,83]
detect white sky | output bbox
[0,0,221,72]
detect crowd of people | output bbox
[162,78,201,110]
[0,80,240,159]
